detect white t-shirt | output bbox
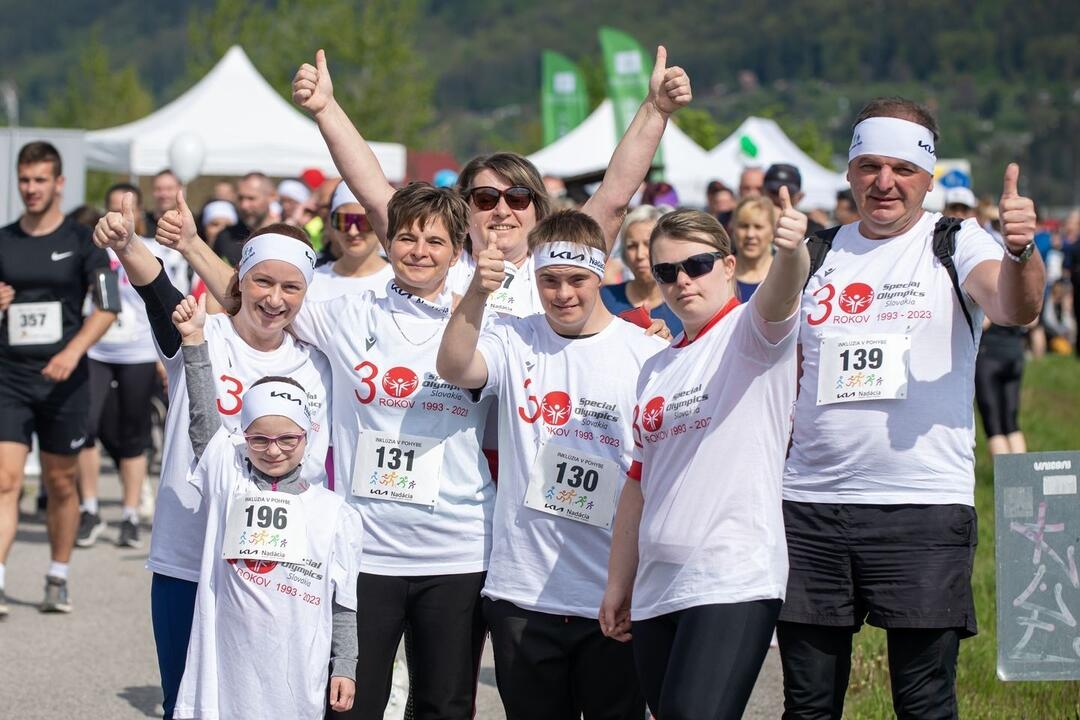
[291,281,495,576]
[784,213,1004,506]
[88,239,189,364]
[476,313,665,617]
[630,297,797,620]
[174,429,363,720]
[305,262,393,303]
[148,313,333,582]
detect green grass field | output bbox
[844,354,1080,718]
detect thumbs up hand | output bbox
[293,49,334,116]
[156,189,198,253]
[999,163,1036,253]
[472,246,507,296]
[93,191,137,252]
[773,185,809,254]
[172,293,208,346]
[647,45,692,116]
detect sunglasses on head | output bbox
[467,186,534,212]
[330,212,371,233]
[651,252,727,284]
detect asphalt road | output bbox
[0,471,783,719]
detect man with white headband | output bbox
[438,209,666,719]
[778,97,1045,719]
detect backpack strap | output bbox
[931,216,975,341]
[804,225,842,290]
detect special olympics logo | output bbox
[839,283,875,314]
[228,558,278,574]
[642,396,665,432]
[541,391,572,426]
[382,367,419,398]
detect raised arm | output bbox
[583,46,692,250]
[754,186,810,325]
[156,190,237,312]
[963,164,1045,326]
[172,293,220,460]
[436,247,505,389]
[293,49,395,242]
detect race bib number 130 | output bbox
[817,333,911,405]
[525,443,619,529]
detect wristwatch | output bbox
[1004,241,1034,264]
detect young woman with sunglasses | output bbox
[438,210,667,720]
[599,189,809,720]
[92,194,333,720]
[169,295,362,720]
[306,181,393,303]
[292,47,691,319]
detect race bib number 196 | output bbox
[222,492,308,563]
[817,333,911,405]
[525,443,619,529]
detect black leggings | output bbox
[777,623,961,720]
[333,571,486,720]
[633,599,781,720]
[87,359,158,460]
[973,352,1024,437]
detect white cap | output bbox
[943,187,977,209]
[201,200,238,226]
[330,182,361,214]
[277,179,310,204]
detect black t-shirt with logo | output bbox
[0,217,110,367]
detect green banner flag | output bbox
[541,51,588,146]
[598,27,662,166]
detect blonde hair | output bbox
[733,196,777,226]
[649,208,732,256]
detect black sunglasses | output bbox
[467,186,535,211]
[651,252,727,284]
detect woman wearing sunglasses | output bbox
[600,188,809,720]
[306,181,393,303]
[292,46,691,319]
[169,295,362,720]
[92,194,333,720]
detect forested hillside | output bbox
[1,0,1076,203]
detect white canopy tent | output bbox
[707,117,847,209]
[528,99,713,207]
[85,46,406,181]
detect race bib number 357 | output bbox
[817,333,911,405]
[7,301,62,346]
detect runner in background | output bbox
[0,142,119,617]
[601,195,808,719]
[76,182,188,549]
[305,181,393,303]
[438,210,666,719]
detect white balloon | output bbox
[168,133,205,183]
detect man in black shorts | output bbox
[0,142,118,616]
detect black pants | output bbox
[973,352,1023,437]
[777,623,961,720]
[87,359,157,459]
[333,571,486,720]
[483,598,644,720]
[633,600,780,720]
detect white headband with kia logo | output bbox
[237,234,317,284]
[533,242,607,280]
[240,381,311,434]
[849,117,937,174]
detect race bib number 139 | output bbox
[817,333,911,405]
